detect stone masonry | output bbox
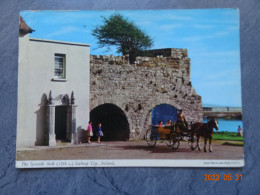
[90,48,203,140]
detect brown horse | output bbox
[191,118,219,152]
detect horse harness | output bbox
[206,121,214,135]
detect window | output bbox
[54,54,66,79]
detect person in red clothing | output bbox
[158,121,163,127]
[87,121,93,143]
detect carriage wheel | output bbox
[165,134,173,147]
[188,136,198,150]
[169,133,180,150]
[171,140,180,150]
[166,134,178,149]
[165,140,172,147]
[145,129,157,147]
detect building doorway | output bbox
[55,106,67,141]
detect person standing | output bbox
[237,125,243,136]
[176,109,188,131]
[96,122,104,143]
[87,121,93,143]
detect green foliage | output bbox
[213,132,244,141]
[92,14,153,64]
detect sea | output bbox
[203,118,243,133]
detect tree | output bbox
[92,14,153,64]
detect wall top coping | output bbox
[29,38,91,47]
[91,48,189,60]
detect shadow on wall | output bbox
[35,93,48,146]
[77,126,87,143]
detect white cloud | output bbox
[181,31,230,42]
[159,24,183,30]
[192,50,240,58]
[135,20,153,27]
[41,11,98,24]
[166,15,193,21]
[197,79,240,88]
[205,70,240,80]
[228,26,239,31]
[45,26,90,38]
[192,24,215,29]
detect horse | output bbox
[191,118,219,152]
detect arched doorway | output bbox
[152,104,178,125]
[90,104,130,141]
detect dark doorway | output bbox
[90,104,130,141]
[152,104,178,125]
[55,106,67,141]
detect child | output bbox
[96,123,104,143]
[87,121,93,143]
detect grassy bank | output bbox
[213,131,243,141]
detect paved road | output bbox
[16,140,244,161]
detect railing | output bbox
[203,107,242,112]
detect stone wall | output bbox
[142,48,188,58]
[90,49,203,140]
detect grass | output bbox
[213,131,243,141]
[222,142,244,146]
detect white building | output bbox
[17,16,90,147]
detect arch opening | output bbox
[90,104,130,141]
[152,104,178,125]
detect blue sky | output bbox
[21,9,241,107]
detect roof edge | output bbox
[29,38,91,47]
[19,16,34,34]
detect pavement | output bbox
[16,140,244,161]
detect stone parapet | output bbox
[141,48,188,58]
[90,48,190,68]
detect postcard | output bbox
[16,9,244,168]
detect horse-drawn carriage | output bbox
[145,118,219,152]
[145,124,198,150]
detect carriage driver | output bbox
[176,109,188,131]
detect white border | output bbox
[16,159,244,168]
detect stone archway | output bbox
[152,104,178,125]
[90,103,130,141]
